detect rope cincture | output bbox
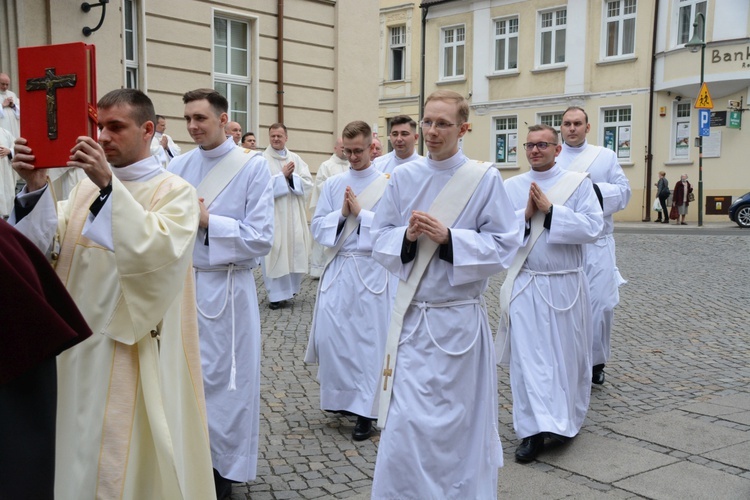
[195,263,250,391]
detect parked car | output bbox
[729,192,750,228]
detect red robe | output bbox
[0,219,91,499]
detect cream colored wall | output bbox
[377,1,422,141]
[13,0,378,176]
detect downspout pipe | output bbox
[418,4,429,155]
[644,0,660,221]
[277,0,284,124]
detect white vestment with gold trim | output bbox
[11,158,215,500]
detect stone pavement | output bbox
[232,222,750,499]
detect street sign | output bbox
[695,82,713,109]
[699,109,710,136]
[728,111,742,129]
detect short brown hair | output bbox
[98,89,155,127]
[342,121,372,143]
[563,106,589,123]
[269,123,288,134]
[528,124,559,142]
[182,88,228,115]
[424,90,469,124]
[390,115,417,131]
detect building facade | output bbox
[377,0,750,222]
[0,0,379,171]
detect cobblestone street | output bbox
[232,223,750,499]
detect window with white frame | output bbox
[677,0,706,45]
[441,26,465,79]
[214,16,251,131]
[494,116,518,166]
[539,8,566,66]
[539,112,563,132]
[604,0,637,57]
[124,0,139,89]
[390,26,406,81]
[494,17,519,72]
[673,102,691,159]
[602,107,632,160]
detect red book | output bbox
[18,42,97,169]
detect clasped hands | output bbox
[282,160,295,179]
[12,136,112,192]
[406,210,449,245]
[525,182,552,221]
[341,186,361,218]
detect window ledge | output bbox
[496,164,520,171]
[530,64,567,74]
[596,55,637,66]
[665,160,694,166]
[437,77,467,85]
[618,161,635,167]
[487,71,520,80]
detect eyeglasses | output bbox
[343,148,367,157]
[419,120,460,130]
[523,142,557,151]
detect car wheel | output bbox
[736,205,750,228]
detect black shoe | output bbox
[546,432,571,444]
[269,301,282,310]
[515,434,544,463]
[592,364,605,385]
[352,416,373,441]
[662,220,670,224]
[213,468,233,500]
[654,218,662,222]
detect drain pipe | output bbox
[643,0,660,221]
[418,4,429,155]
[277,0,285,124]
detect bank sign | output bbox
[712,45,750,68]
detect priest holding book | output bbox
[10,88,215,500]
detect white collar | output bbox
[112,156,163,181]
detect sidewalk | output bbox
[236,226,750,499]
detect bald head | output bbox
[225,121,242,144]
[0,73,10,91]
[334,137,346,160]
[372,137,383,159]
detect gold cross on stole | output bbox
[382,354,393,390]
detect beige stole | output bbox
[304,171,389,364]
[196,147,254,208]
[495,170,589,365]
[565,143,603,173]
[376,160,491,429]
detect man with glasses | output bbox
[556,107,631,386]
[305,121,391,442]
[497,124,603,463]
[370,90,521,499]
[373,115,421,175]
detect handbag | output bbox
[688,192,695,202]
[670,205,679,220]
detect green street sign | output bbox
[728,111,742,129]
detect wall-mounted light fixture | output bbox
[81,0,109,37]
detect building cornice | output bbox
[470,88,650,115]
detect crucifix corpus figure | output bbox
[26,68,76,140]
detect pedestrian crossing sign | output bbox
[694,83,713,109]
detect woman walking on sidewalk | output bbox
[654,171,670,223]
